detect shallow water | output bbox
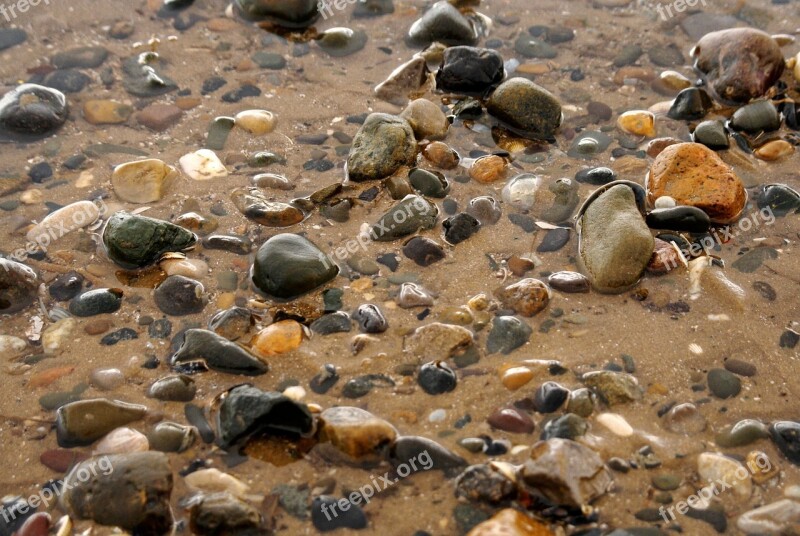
[0,0,799,534]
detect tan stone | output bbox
[83,100,132,125]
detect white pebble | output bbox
[179,149,228,181]
[596,413,633,437]
[428,409,447,423]
[26,200,103,243]
[654,196,676,209]
[0,335,27,355]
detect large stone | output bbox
[647,142,746,223]
[216,385,313,448]
[0,83,68,141]
[578,184,654,293]
[401,98,449,140]
[436,46,505,96]
[251,234,338,299]
[693,28,785,104]
[347,113,417,182]
[370,195,438,241]
[56,398,148,447]
[697,452,752,500]
[521,438,613,508]
[61,452,173,535]
[486,78,562,139]
[102,212,197,269]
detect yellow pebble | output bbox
[235,110,276,135]
[500,366,534,390]
[469,155,508,184]
[251,320,304,357]
[659,70,691,91]
[755,139,794,161]
[617,110,656,137]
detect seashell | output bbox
[469,155,508,184]
[93,427,149,455]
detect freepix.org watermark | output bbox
[656,0,708,21]
[317,0,359,20]
[0,0,51,23]
[1,456,113,524]
[658,452,772,523]
[319,450,434,521]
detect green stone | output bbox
[102,212,197,269]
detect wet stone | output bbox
[310,312,352,335]
[403,236,446,266]
[646,206,711,233]
[317,406,397,464]
[716,419,770,448]
[69,288,123,317]
[231,187,305,227]
[436,46,504,96]
[217,384,313,448]
[41,69,89,94]
[781,329,800,349]
[61,452,173,534]
[515,34,557,58]
[486,78,562,139]
[234,0,320,28]
[56,398,147,447]
[252,234,338,299]
[149,318,173,339]
[0,28,26,51]
[252,51,287,69]
[347,113,416,182]
[693,120,729,150]
[487,316,532,354]
[418,361,457,395]
[0,84,68,141]
[311,496,368,532]
[122,55,178,98]
[466,196,502,225]
[202,234,251,255]
[487,406,534,434]
[409,168,450,198]
[757,184,800,217]
[148,422,195,453]
[371,195,438,241]
[541,413,588,440]
[147,374,196,401]
[534,381,569,413]
[52,46,108,69]
[663,403,707,434]
[49,270,84,302]
[406,0,478,47]
[103,212,197,269]
[495,278,550,317]
[707,368,741,399]
[582,371,642,406]
[352,304,388,333]
[725,358,757,377]
[317,28,368,57]
[538,227,570,252]
[100,328,138,346]
[154,275,207,316]
[443,213,480,244]
[548,271,590,293]
[170,328,268,376]
[667,87,713,121]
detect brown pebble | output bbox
[136,103,183,132]
[646,137,682,158]
[28,366,75,388]
[40,448,89,473]
[507,255,535,276]
[487,406,535,434]
[175,97,202,110]
[724,358,757,377]
[85,319,112,335]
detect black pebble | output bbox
[311,496,368,532]
[49,271,84,301]
[537,228,570,252]
[418,361,457,395]
[149,318,173,339]
[352,304,388,333]
[29,162,53,183]
[100,328,139,346]
[533,381,569,413]
[443,213,480,245]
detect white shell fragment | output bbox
[179,149,228,181]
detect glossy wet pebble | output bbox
[757,184,800,216]
[418,361,457,395]
[575,166,616,185]
[251,233,338,299]
[56,398,147,447]
[49,271,84,301]
[371,195,438,241]
[646,206,711,233]
[352,304,388,333]
[692,119,729,149]
[311,496,368,532]
[730,100,780,133]
[217,385,312,447]
[401,99,449,140]
[406,0,478,47]
[69,288,123,317]
[667,87,713,120]
[170,328,268,376]
[112,159,177,204]
[716,419,770,447]
[147,374,197,401]
[234,0,320,27]
[487,316,532,354]
[154,275,207,316]
[436,46,504,95]
[317,27,367,57]
[487,407,534,434]
[0,83,68,140]
[548,271,590,293]
[103,212,197,269]
[443,213,480,244]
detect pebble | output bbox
[374,56,428,105]
[698,452,752,499]
[533,382,569,413]
[466,196,502,224]
[103,212,197,269]
[582,371,642,406]
[93,427,149,455]
[88,368,125,391]
[310,312,352,334]
[495,278,550,317]
[738,500,800,534]
[0,84,68,140]
[372,195,438,241]
[397,282,435,308]
[578,184,653,293]
[352,304,388,333]
[26,200,103,243]
[646,206,711,233]
[486,78,562,139]
[488,407,535,434]
[443,213,480,244]
[112,159,177,204]
[707,368,741,399]
[755,139,794,161]
[597,413,633,437]
[769,421,800,465]
[179,149,228,181]
[0,334,26,356]
[730,99,781,133]
[231,187,305,227]
[153,275,207,316]
[694,28,785,103]
[0,259,39,313]
[217,385,312,448]
[647,142,746,223]
[136,103,183,131]
[317,27,368,57]
[83,99,133,125]
[469,155,508,184]
[42,317,76,354]
[667,87,713,120]
[617,111,655,137]
[409,168,450,198]
[403,322,473,359]
[757,184,800,216]
[435,46,505,96]
[716,419,770,448]
[147,374,196,401]
[234,109,276,135]
[56,398,147,447]
[406,1,478,47]
[234,0,320,27]
[251,319,304,356]
[69,288,124,317]
[466,508,553,536]
[663,402,707,434]
[0,28,26,51]
[347,113,416,182]
[418,361,458,395]
[251,233,338,299]
[318,406,397,464]
[61,452,173,534]
[520,438,613,508]
[170,328,268,376]
[692,119,729,149]
[487,316,532,355]
[190,492,266,534]
[548,271,590,293]
[311,496,368,532]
